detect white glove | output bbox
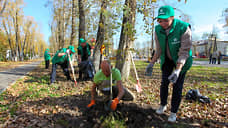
[66,49,70,55]
[168,69,181,83]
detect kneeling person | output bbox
[87,60,134,111]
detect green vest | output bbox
[44,50,51,61]
[155,19,192,73]
[77,43,91,59]
[52,48,72,64]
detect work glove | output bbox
[168,69,181,83]
[65,49,70,55]
[145,63,154,76]
[87,100,95,108]
[110,98,119,111]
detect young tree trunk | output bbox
[93,0,107,72]
[115,0,136,80]
[78,0,85,43]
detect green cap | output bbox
[46,48,49,51]
[79,38,86,44]
[156,5,174,19]
[68,45,75,53]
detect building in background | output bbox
[192,39,228,58]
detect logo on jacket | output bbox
[171,38,180,44]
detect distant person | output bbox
[145,5,192,122]
[209,53,212,64]
[87,60,134,111]
[77,38,95,81]
[44,48,51,69]
[217,51,222,64]
[212,51,217,64]
[50,45,75,84]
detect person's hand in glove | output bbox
[145,63,154,76]
[87,100,95,108]
[65,49,70,55]
[110,98,119,111]
[168,69,181,83]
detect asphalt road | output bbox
[0,61,41,93]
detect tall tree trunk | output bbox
[78,0,85,43]
[93,0,107,72]
[62,0,66,48]
[70,0,76,45]
[14,10,20,61]
[115,0,136,80]
[22,22,31,61]
[58,18,62,49]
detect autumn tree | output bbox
[92,0,108,72]
[115,0,136,80]
[222,8,228,34]
[49,0,72,50]
[1,0,47,61]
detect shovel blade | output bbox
[74,81,77,87]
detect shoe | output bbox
[168,112,176,123]
[156,105,167,114]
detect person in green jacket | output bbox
[145,5,192,122]
[77,38,94,81]
[44,48,51,69]
[50,45,75,84]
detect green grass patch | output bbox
[100,113,126,128]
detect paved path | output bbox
[192,61,228,68]
[0,61,42,93]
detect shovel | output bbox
[130,51,142,93]
[68,53,77,87]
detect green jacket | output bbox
[155,19,192,73]
[77,43,91,59]
[44,50,51,61]
[52,48,72,64]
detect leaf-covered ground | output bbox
[0,60,227,128]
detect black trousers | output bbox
[160,59,186,113]
[45,60,50,69]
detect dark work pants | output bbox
[50,61,71,83]
[45,60,50,69]
[160,59,186,113]
[212,58,216,64]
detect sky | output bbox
[23,0,228,46]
